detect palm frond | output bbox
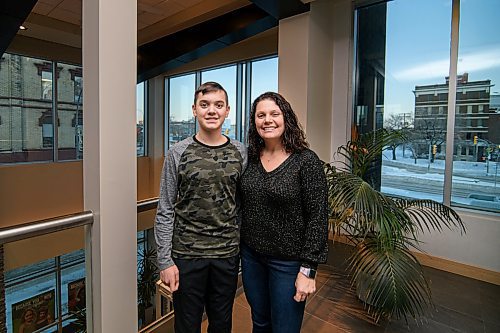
[349,240,432,322]
[325,128,465,323]
[394,198,465,234]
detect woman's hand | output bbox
[294,272,316,302]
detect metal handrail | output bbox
[0,210,94,244]
[0,197,159,245]
[137,198,159,213]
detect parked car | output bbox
[467,193,500,210]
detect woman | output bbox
[240,92,328,333]
[18,308,37,333]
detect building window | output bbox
[38,110,59,149]
[41,71,53,100]
[74,76,83,104]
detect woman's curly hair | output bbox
[247,92,309,161]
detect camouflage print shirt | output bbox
[154,135,247,270]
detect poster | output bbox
[12,290,55,333]
[68,278,86,313]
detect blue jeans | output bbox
[241,243,306,333]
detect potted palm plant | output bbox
[325,129,466,322]
[137,245,159,328]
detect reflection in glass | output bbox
[0,54,54,163]
[168,74,196,148]
[451,0,500,212]
[201,65,237,139]
[57,62,83,161]
[137,82,146,156]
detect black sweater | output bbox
[240,149,329,268]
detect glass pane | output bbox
[250,57,278,101]
[5,258,56,283]
[5,273,57,333]
[374,0,452,201]
[451,0,500,212]
[167,74,196,148]
[201,65,237,139]
[60,249,85,266]
[137,81,146,156]
[249,57,278,142]
[62,263,86,316]
[0,54,54,163]
[57,62,83,161]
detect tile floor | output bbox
[203,243,500,333]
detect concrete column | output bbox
[329,0,354,161]
[278,13,310,131]
[278,0,352,162]
[82,0,138,331]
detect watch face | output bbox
[309,269,316,279]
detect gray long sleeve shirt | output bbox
[154,135,247,270]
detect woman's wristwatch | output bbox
[299,266,317,279]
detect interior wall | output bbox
[417,210,500,273]
[0,157,152,269]
[0,162,84,227]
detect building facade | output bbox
[414,73,495,161]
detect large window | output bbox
[164,56,278,149]
[451,0,500,210]
[248,57,279,140]
[201,65,238,139]
[354,0,500,213]
[4,231,151,333]
[0,53,147,164]
[166,74,197,148]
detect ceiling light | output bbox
[19,25,27,30]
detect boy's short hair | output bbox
[194,82,228,105]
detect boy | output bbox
[154,82,247,333]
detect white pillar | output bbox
[82,0,138,331]
[278,0,352,162]
[329,0,354,161]
[278,13,310,131]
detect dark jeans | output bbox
[173,256,239,333]
[241,243,306,333]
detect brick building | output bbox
[0,53,82,163]
[413,73,496,161]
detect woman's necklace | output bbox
[262,148,285,162]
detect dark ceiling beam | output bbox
[137,4,277,82]
[0,0,38,58]
[248,0,309,20]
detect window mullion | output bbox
[53,61,59,162]
[443,0,461,206]
[235,63,243,141]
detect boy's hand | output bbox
[160,265,180,292]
